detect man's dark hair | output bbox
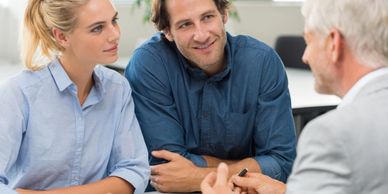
[151,0,230,31]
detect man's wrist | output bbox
[190,167,216,192]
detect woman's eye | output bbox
[112,17,119,25]
[91,25,103,33]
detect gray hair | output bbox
[302,0,388,68]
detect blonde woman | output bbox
[0,0,149,193]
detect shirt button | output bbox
[203,112,208,117]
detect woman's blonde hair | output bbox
[22,0,88,70]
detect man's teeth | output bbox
[197,44,210,49]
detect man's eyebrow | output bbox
[173,10,217,28]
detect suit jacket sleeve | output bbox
[286,115,351,194]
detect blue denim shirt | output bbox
[125,32,296,182]
[0,59,150,194]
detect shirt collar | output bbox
[338,67,388,108]
[48,58,105,102]
[48,57,74,92]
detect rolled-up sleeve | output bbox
[253,50,297,182]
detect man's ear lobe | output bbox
[163,29,174,42]
[52,27,69,48]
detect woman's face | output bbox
[62,0,120,66]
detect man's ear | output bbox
[222,11,229,24]
[163,28,174,42]
[327,28,343,64]
[52,27,69,48]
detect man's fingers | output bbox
[244,172,264,178]
[232,175,262,189]
[151,150,179,161]
[150,180,159,191]
[150,165,160,175]
[203,172,217,186]
[233,186,242,194]
[214,163,229,186]
[201,172,217,193]
[232,173,287,193]
[150,175,160,184]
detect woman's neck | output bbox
[58,55,95,106]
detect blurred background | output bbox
[0,0,304,66]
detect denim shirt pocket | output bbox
[222,109,255,156]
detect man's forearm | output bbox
[203,156,261,176]
[189,167,217,192]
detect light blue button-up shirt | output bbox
[0,58,150,194]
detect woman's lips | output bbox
[104,45,118,52]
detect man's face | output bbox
[164,0,228,76]
[303,31,337,94]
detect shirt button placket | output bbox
[201,82,213,151]
[71,103,85,185]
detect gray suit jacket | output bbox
[286,74,388,194]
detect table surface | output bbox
[286,68,340,108]
[0,58,340,109]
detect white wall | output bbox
[0,0,26,64]
[231,1,304,46]
[115,4,157,57]
[0,6,19,63]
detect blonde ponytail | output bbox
[21,0,88,71]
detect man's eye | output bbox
[179,23,191,29]
[203,15,214,21]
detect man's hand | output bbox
[232,172,286,194]
[150,150,211,192]
[201,163,235,194]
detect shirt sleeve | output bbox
[0,81,26,194]
[107,81,150,194]
[125,48,207,168]
[253,49,297,182]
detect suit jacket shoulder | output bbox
[287,74,388,194]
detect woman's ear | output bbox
[52,27,69,48]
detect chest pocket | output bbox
[220,108,256,158]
